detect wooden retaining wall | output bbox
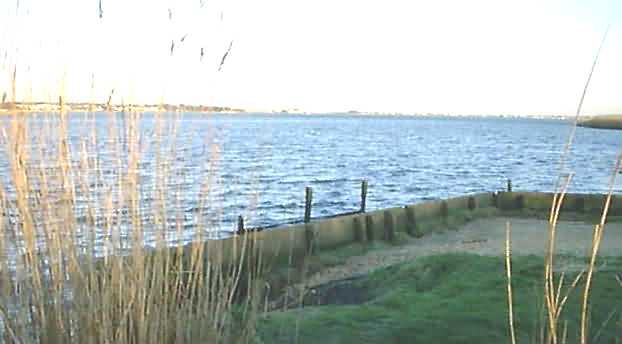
[198,192,497,269]
[495,191,622,216]
[194,191,622,271]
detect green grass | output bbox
[256,253,622,344]
[262,206,500,301]
[264,239,414,300]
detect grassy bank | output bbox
[259,206,500,298]
[257,253,622,344]
[577,115,622,130]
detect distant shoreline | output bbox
[0,102,245,114]
[0,102,577,120]
[577,115,622,130]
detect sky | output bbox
[0,0,621,115]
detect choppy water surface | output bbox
[1,113,621,241]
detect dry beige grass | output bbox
[0,107,267,343]
[508,29,618,344]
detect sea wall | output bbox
[154,191,621,276]
[200,192,497,268]
[495,191,622,216]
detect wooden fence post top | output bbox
[237,215,245,234]
[361,180,368,213]
[304,187,313,223]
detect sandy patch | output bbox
[302,217,622,288]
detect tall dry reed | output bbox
[0,105,266,343]
[505,27,619,344]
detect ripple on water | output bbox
[0,114,620,252]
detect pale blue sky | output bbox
[1,0,621,115]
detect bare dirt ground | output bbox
[303,217,622,288]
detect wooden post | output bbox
[365,214,375,241]
[507,179,512,192]
[440,200,449,225]
[305,224,315,255]
[237,215,245,234]
[467,196,476,211]
[575,196,585,213]
[304,187,313,223]
[515,195,525,210]
[405,206,421,237]
[360,180,368,213]
[353,216,367,242]
[384,210,395,243]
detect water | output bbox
[1,113,621,240]
[147,113,619,228]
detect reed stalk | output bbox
[505,221,516,344]
[0,105,266,343]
